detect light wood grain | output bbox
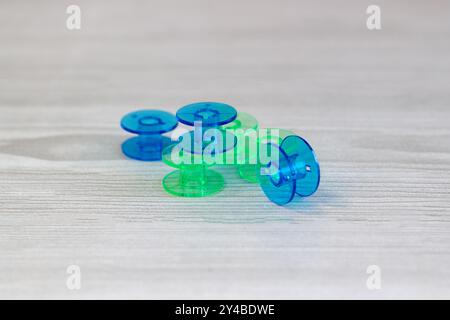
[0,0,450,299]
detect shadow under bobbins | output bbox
[121,110,178,161]
[259,135,320,205]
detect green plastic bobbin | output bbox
[221,112,260,183]
[162,144,224,197]
[248,128,297,183]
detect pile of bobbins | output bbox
[120,102,320,206]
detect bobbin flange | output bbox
[176,102,237,127]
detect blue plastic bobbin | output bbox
[258,135,320,205]
[121,110,178,161]
[176,102,237,127]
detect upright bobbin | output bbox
[258,135,320,205]
[161,102,238,197]
[162,141,225,197]
[121,110,178,161]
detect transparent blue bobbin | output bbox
[121,110,178,161]
[258,135,320,205]
[176,102,237,127]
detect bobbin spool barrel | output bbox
[161,138,225,198]
[121,110,178,161]
[258,134,320,205]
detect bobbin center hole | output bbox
[195,108,218,120]
[293,156,311,179]
[139,116,163,126]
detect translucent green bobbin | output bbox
[162,102,237,197]
[250,128,297,183]
[162,143,224,198]
[221,112,259,183]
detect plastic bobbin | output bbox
[176,102,237,127]
[121,110,178,161]
[258,135,320,205]
[162,143,224,197]
[220,112,260,183]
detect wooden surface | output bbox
[1,0,450,299]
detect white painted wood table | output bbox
[0,0,449,299]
